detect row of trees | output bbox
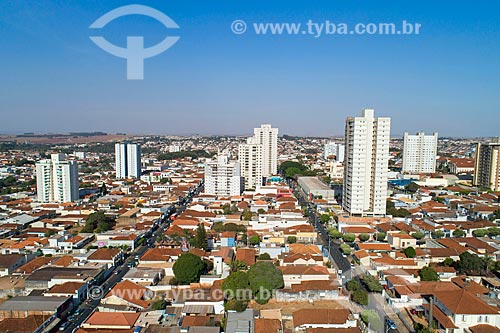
[81,211,115,233]
[279,161,317,179]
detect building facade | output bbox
[474,137,500,191]
[36,154,79,203]
[324,142,345,162]
[253,124,279,177]
[402,132,438,173]
[204,155,242,197]
[342,109,390,216]
[238,137,263,190]
[115,143,142,179]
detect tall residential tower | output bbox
[36,153,79,203]
[474,137,500,191]
[115,143,142,179]
[342,109,390,216]
[402,132,438,174]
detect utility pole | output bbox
[428,296,434,330]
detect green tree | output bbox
[457,252,488,275]
[490,209,500,221]
[287,236,297,244]
[487,227,500,237]
[224,299,248,312]
[173,253,204,284]
[249,235,260,246]
[358,233,370,242]
[82,211,114,233]
[346,279,361,292]
[375,232,386,241]
[411,232,424,240]
[340,244,351,255]
[405,182,419,193]
[362,275,383,292]
[247,261,284,304]
[258,253,271,260]
[191,223,208,250]
[242,210,253,221]
[320,214,330,223]
[257,208,266,215]
[404,247,416,258]
[473,229,487,237]
[343,233,356,243]
[352,290,369,305]
[222,271,251,299]
[443,257,454,267]
[328,229,342,239]
[453,229,466,238]
[419,266,439,281]
[229,260,248,273]
[152,299,167,310]
[431,230,445,239]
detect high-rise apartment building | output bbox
[238,137,263,190]
[474,137,500,191]
[324,142,345,162]
[204,155,242,196]
[342,109,390,216]
[253,124,278,177]
[36,153,79,203]
[402,132,438,174]
[115,143,142,179]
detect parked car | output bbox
[385,318,397,330]
[59,321,71,331]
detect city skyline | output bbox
[1,1,500,136]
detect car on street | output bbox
[59,322,71,331]
[385,318,397,330]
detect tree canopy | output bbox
[419,266,439,281]
[173,253,204,284]
[247,261,284,304]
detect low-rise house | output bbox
[44,281,87,305]
[292,308,358,330]
[276,280,342,301]
[81,311,140,330]
[0,254,34,277]
[279,265,331,288]
[387,232,417,249]
[101,280,151,310]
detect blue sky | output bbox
[1,0,499,137]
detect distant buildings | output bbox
[253,124,279,177]
[115,143,141,179]
[342,109,390,216]
[323,142,345,162]
[36,153,79,203]
[402,132,438,174]
[238,138,263,190]
[204,155,242,196]
[474,137,500,191]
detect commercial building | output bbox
[115,143,141,179]
[204,155,242,197]
[402,132,438,173]
[474,137,500,191]
[342,109,390,216]
[238,137,263,190]
[36,154,79,203]
[297,176,335,200]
